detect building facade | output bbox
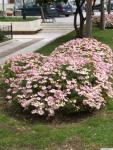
[9,0,14,3]
[0,0,14,11]
[0,0,14,4]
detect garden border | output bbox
[0,19,42,34]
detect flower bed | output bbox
[93,14,113,28]
[1,38,113,117]
[0,31,7,42]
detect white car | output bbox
[68,1,76,13]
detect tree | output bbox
[85,0,92,37]
[100,0,105,30]
[74,0,96,38]
[92,0,96,15]
[108,0,111,14]
[36,0,96,37]
[74,0,86,37]
[22,0,26,20]
[2,0,5,16]
[35,0,52,22]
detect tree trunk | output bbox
[100,0,105,30]
[74,0,86,38]
[2,0,5,17]
[108,0,111,14]
[92,0,96,15]
[22,0,26,20]
[85,0,92,37]
[40,6,45,22]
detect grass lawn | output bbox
[0,27,113,150]
[37,31,75,55]
[93,27,113,50]
[37,27,113,55]
[0,17,37,22]
[0,100,113,150]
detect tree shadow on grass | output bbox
[0,99,97,125]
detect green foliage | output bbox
[0,17,37,22]
[37,26,113,56]
[0,25,113,150]
[93,26,113,50]
[3,63,16,78]
[36,0,68,5]
[36,0,54,5]
[37,31,75,55]
[0,99,113,150]
[0,31,7,42]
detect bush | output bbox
[0,31,7,42]
[1,38,113,117]
[93,14,113,28]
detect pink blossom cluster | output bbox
[1,38,113,117]
[93,14,113,28]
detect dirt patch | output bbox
[0,145,39,150]
[45,136,85,150]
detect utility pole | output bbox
[85,0,92,37]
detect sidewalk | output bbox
[0,16,74,64]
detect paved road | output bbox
[0,15,75,64]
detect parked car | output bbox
[43,4,59,18]
[21,3,41,16]
[16,2,60,18]
[92,4,107,11]
[84,2,107,12]
[107,0,113,10]
[69,1,76,13]
[56,2,73,17]
[111,3,113,10]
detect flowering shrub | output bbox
[1,38,113,117]
[0,31,7,42]
[93,14,113,28]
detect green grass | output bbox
[0,101,113,150]
[37,31,75,55]
[0,16,37,22]
[37,27,113,56]
[93,27,113,49]
[0,27,113,150]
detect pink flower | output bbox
[38,92,45,97]
[2,38,113,117]
[6,95,12,100]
